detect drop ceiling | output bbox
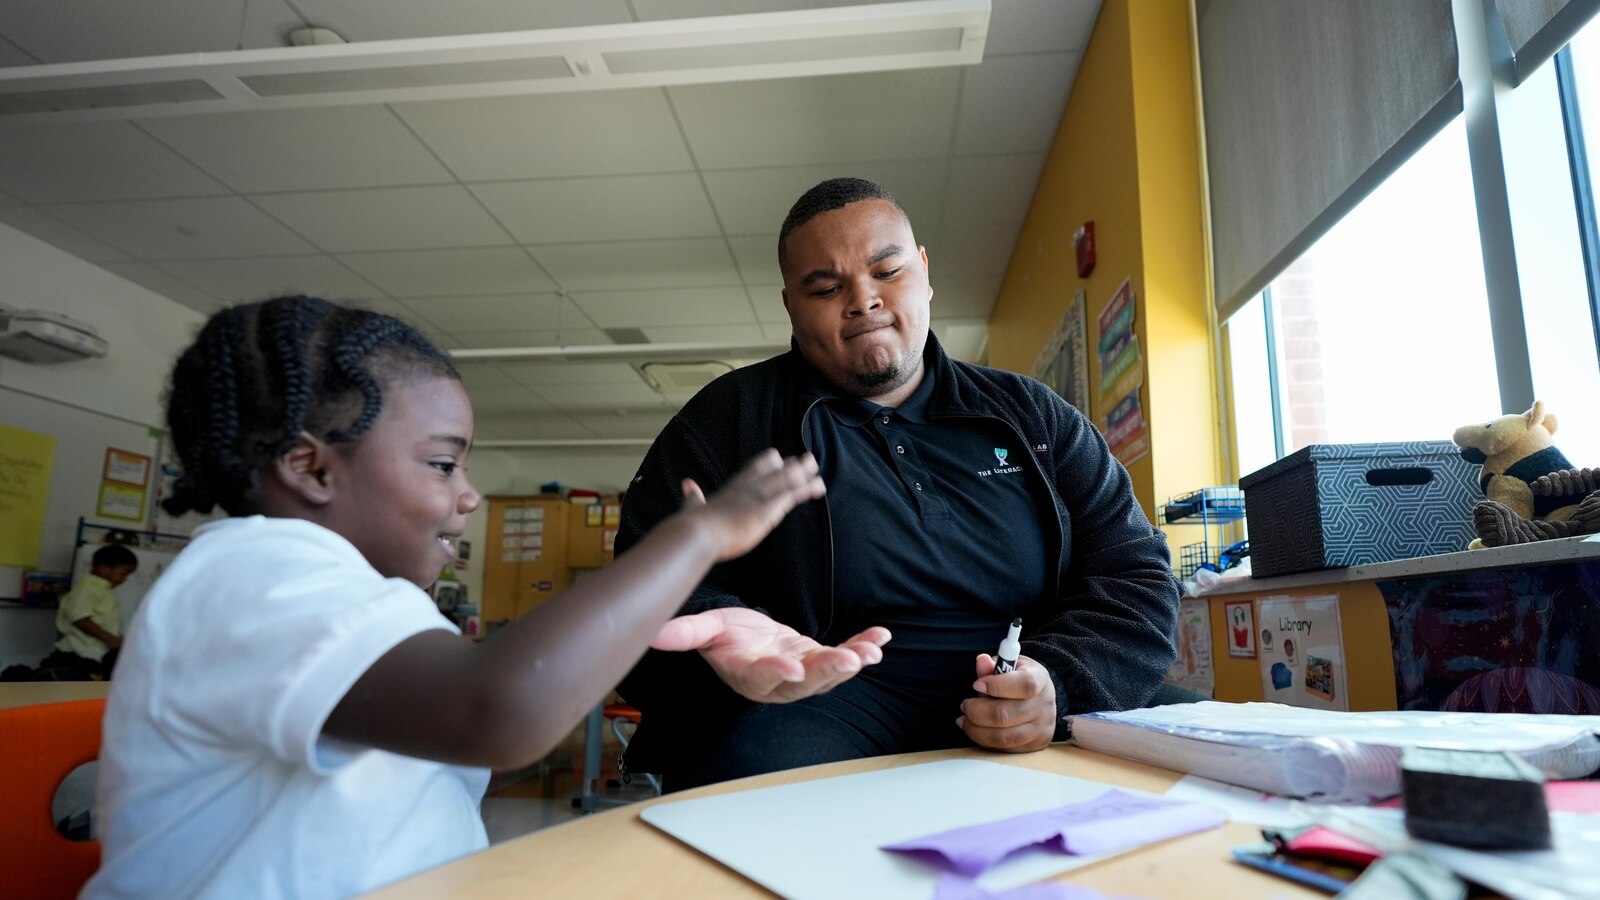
[0,0,1098,442]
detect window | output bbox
[1235,119,1499,461]
[1228,14,1600,473]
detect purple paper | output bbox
[932,873,1119,900]
[883,789,1224,876]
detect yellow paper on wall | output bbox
[0,424,56,568]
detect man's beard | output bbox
[849,363,906,393]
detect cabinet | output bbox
[482,496,571,623]
[566,499,620,570]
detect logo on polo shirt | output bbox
[978,447,1022,478]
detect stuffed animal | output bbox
[1474,468,1600,546]
[1451,401,1578,549]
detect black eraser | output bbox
[1401,746,1550,850]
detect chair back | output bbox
[0,698,106,900]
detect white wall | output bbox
[0,222,205,665]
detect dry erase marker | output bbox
[994,618,1022,674]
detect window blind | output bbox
[1198,0,1462,320]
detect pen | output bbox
[994,617,1022,674]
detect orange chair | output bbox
[0,698,107,900]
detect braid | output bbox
[162,296,457,517]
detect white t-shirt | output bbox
[85,516,489,900]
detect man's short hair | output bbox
[777,177,907,273]
[91,543,138,570]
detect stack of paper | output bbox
[1069,702,1600,803]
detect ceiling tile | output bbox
[534,380,671,411]
[531,238,739,291]
[472,173,719,244]
[931,269,1003,319]
[395,91,693,181]
[569,409,675,440]
[702,159,948,236]
[0,206,132,262]
[157,255,379,303]
[464,384,557,416]
[401,293,582,332]
[339,296,456,342]
[727,235,778,286]
[0,35,40,66]
[474,412,597,442]
[669,69,959,169]
[45,196,317,260]
[289,0,631,40]
[448,328,611,349]
[139,108,453,193]
[339,248,555,297]
[570,286,754,328]
[760,321,793,342]
[500,361,645,387]
[0,0,300,61]
[943,154,1046,226]
[97,262,222,313]
[953,52,1077,156]
[642,323,770,344]
[454,362,518,388]
[746,284,788,323]
[930,221,1022,277]
[252,186,511,253]
[986,0,1101,55]
[0,188,20,205]
[0,121,226,203]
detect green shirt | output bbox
[55,572,121,662]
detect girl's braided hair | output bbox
[163,295,458,516]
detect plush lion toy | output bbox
[1452,402,1580,549]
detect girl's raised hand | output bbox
[680,449,825,561]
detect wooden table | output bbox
[0,681,109,711]
[369,744,1319,899]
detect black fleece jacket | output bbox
[616,335,1179,760]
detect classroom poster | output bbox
[1165,598,1215,697]
[1224,600,1256,659]
[96,481,146,522]
[0,423,55,567]
[1031,290,1090,412]
[1258,595,1348,711]
[1093,278,1147,466]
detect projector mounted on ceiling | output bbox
[0,307,109,364]
[0,0,990,123]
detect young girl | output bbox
[84,296,833,899]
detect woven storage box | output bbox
[1239,441,1479,577]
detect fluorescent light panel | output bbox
[0,0,989,123]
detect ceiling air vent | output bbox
[638,360,734,394]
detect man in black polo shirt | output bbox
[617,178,1180,791]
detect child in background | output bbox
[43,543,136,680]
[85,296,864,899]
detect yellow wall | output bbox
[987,0,1220,529]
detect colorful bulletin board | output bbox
[0,424,57,568]
[1096,278,1147,466]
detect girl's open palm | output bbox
[680,449,826,561]
[651,607,891,703]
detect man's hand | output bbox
[650,607,890,703]
[958,653,1056,753]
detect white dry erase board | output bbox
[640,759,1162,899]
